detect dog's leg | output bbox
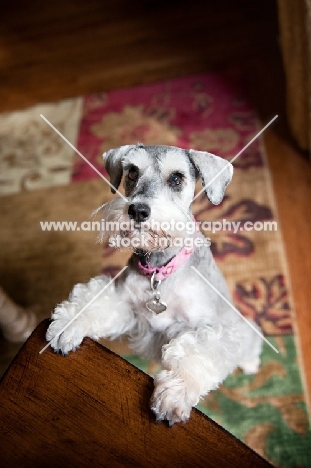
[46,275,135,355]
[236,318,263,374]
[151,324,249,426]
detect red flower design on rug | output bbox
[74,73,265,181]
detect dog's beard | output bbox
[93,197,193,253]
[121,228,173,253]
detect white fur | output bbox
[123,147,152,170]
[46,144,262,426]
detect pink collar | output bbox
[138,243,195,281]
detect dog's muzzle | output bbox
[128,203,150,223]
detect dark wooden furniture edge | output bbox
[0,319,272,467]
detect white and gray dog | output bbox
[47,143,262,426]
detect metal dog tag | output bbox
[146,272,167,314]
[146,291,167,314]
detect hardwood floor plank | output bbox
[0,0,278,111]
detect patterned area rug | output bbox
[1,72,310,466]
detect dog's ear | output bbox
[103,145,136,194]
[188,149,233,204]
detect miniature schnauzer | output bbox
[47,144,262,426]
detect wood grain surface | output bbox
[0,0,278,112]
[0,320,272,468]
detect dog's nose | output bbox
[128,203,150,223]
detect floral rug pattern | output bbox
[0,72,310,466]
[0,99,82,195]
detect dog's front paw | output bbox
[46,303,85,355]
[151,370,192,426]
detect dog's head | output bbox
[99,143,233,251]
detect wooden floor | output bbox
[1,0,311,410]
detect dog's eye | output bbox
[169,172,183,187]
[128,168,139,181]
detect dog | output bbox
[46,143,262,426]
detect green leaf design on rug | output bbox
[197,335,311,467]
